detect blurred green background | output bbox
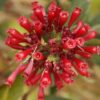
[0,0,100,100]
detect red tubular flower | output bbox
[61,57,72,71]
[34,21,43,38]
[18,16,32,32]
[48,1,57,24]
[75,25,87,37]
[38,86,44,100]
[63,38,76,49]
[84,31,97,41]
[5,37,25,50]
[58,11,69,27]
[5,1,99,100]
[15,48,33,61]
[72,20,83,34]
[75,37,85,46]
[40,69,52,88]
[6,64,27,87]
[73,58,90,77]
[7,28,25,40]
[24,58,34,78]
[61,72,74,84]
[53,72,63,89]
[75,51,91,58]
[33,52,44,61]
[68,7,81,28]
[83,46,97,54]
[25,69,38,86]
[33,4,46,23]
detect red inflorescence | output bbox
[5,1,99,100]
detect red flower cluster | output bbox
[5,1,99,100]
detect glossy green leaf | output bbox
[85,39,100,46]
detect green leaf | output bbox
[0,85,9,100]
[45,96,68,100]
[50,86,57,95]
[27,87,38,100]
[7,75,24,100]
[85,39,100,46]
[0,75,24,100]
[91,55,100,65]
